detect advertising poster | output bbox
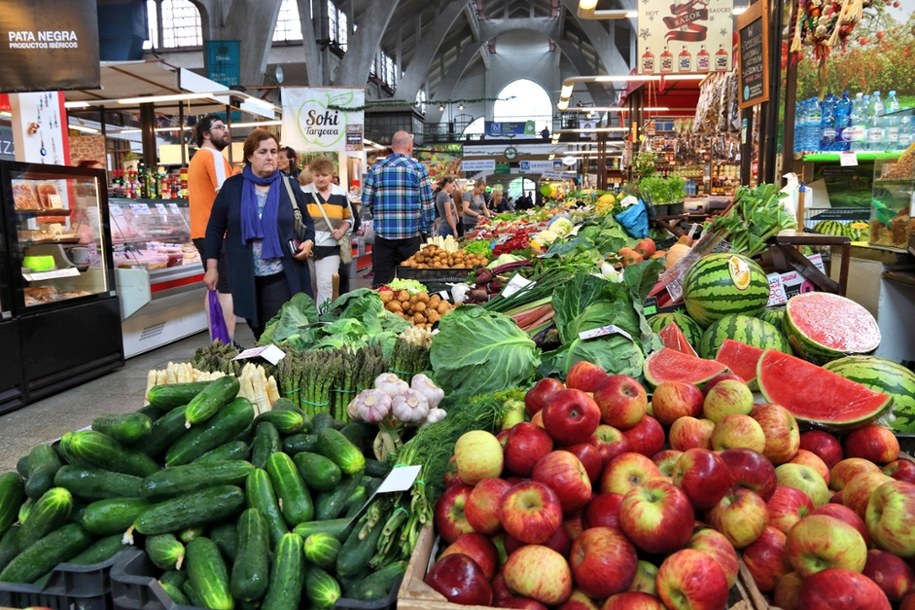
[637,0,732,74]
[282,87,365,153]
[9,91,68,164]
[415,143,463,180]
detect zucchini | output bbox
[314,428,365,476]
[142,405,191,458]
[364,458,394,478]
[0,472,25,534]
[25,444,63,500]
[292,452,342,492]
[281,433,317,456]
[260,532,304,610]
[244,469,286,547]
[0,523,93,583]
[231,508,270,603]
[18,487,73,549]
[335,503,386,578]
[80,497,152,536]
[195,440,251,464]
[53,465,143,501]
[186,537,233,610]
[304,565,341,609]
[60,431,160,478]
[291,518,353,542]
[315,475,362,520]
[253,410,305,434]
[0,526,20,572]
[303,533,341,570]
[91,412,153,444]
[344,560,407,601]
[250,422,281,469]
[146,381,212,409]
[145,533,185,570]
[134,485,246,536]
[185,376,241,427]
[165,397,255,467]
[265,452,313,526]
[66,534,125,565]
[141,460,253,500]
[209,521,238,563]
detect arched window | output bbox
[144,0,202,50]
[273,0,303,42]
[494,79,553,133]
[462,117,485,138]
[328,0,348,50]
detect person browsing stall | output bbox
[461,179,490,232]
[434,176,459,238]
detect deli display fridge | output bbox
[0,161,123,410]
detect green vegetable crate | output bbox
[0,548,129,610]
[111,548,403,610]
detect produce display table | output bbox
[771,230,850,296]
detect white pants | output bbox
[309,254,340,309]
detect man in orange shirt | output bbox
[189,115,236,340]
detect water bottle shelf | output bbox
[800,151,904,163]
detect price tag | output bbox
[232,344,286,365]
[155,204,168,215]
[438,290,450,302]
[666,278,684,302]
[168,203,181,214]
[130,203,151,215]
[579,325,634,342]
[375,465,422,494]
[839,151,858,167]
[46,193,63,208]
[642,297,659,317]
[501,273,534,298]
[110,205,124,217]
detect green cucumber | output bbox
[270,397,304,415]
[65,534,125,565]
[253,410,305,434]
[146,381,212,409]
[343,485,369,519]
[141,460,253,500]
[16,456,30,478]
[25,444,63,500]
[53,465,143,501]
[142,405,191,458]
[314,428,365,476]
[160,580,191,606]
[209,521,238,563]
[195,440,251,464]
[344,560,408,600]
[179,525,206,543]
[339,421,375,448]
[303,533,341,570]
[250,422,281,469]
[244,469,286,547]
[265,452,313,526]
[231,508,270,603]
[291,518,353,542]
[0,523,93,583]
[0,526,20,572]
[60,431,160,478]
[260,532,304,610]
[185,376,240,427]
[136,403,164,421]
[310,412,336,433]
[281,433,317,456]
[292,452,342,492]
[0,472,25,534]
[134,485,246,536]
[183,580,206,608]
[165,397,255,467]
[79,497,152,536]
[159,568,187,590]
[145,533,185,570]
[364,458,394,478]
[315,475,362,520]
[304,565,341,608]
[18,487,73,549]
[17,498,32,525]
[186,537,233,610]
[336,504,385,578]
[91,412,153,444]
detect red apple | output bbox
[710,413,766,453]
[799,568,891,610]
[702,378,754,423]
[790,448,831,486]
[670,447,734,510]
[425,553,493,606]
[501,481,563,544]
[842,470,892,517]
[628,560,659,595]
[707,487,768,548]
[524,377,566,417]
[866,479,915,558]
[439,533,499,580]
[531,410,544,428]
[496,597,549,610]
[559,588,600,610]
[620,248,644,267]
[884,458,915,485]
[569,526,638,598]
[843,424,900,465]
[863,548,915,601]
[434,482,475,543]
[751,403,800,464]
[903,593,915,610]
[656,549,729,610]
[786,514,868,577]
[622,415,665,457]
[582,493,623,530]
[593,375,648,430]
[589,424,631,465]
[742,525,791,593]
[542,389,601,445]
[532,450,593,513]
[547,520,574,555]
[465,477,512,535]
[562,513,583,544]
[565,361,610,393]
[810,502,871,545]
[599,452,661,496]
[702,372,744,395]
[503,422,554,477]
[718,448,778,500]
[686,526,739,587]
[830,457,881,492]
[601,592,665,609]
[454,430,503,484]
[766,485,815,534]
[619,479,694,555]
[443,455,460,487]
[800,430,844,470]
[634,238,656,257]
[776,462,831,507]
[492,567,512,600]
[651,449,683,477]
[667,416,714,451]
[563,443,603,484]
[650,381,704,427]
[502,544,573,606]
[774,572,804,610]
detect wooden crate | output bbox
[398,525,774,610]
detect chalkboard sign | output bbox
[737,0,769,109]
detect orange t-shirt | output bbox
[188,147,233,239]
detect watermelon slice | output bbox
[659,322,699,357]
[756,349,892,430]
[784,292,881,364]
[644,347,730,387]
[715,339,764,385]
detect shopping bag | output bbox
[338,233,353,264]
[208,290,231,344]
[615,199,650,238]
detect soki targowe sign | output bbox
[0,0,100,92]
[282,87,365,153]
[637,0,732,75]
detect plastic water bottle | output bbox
[884,90,901,150]
[849,93,866,151]
[819,95,837,152]
[867,91,884,151]
[807,98,822,152]
[793,100,806,153]
[900,111,913,149]
[834,91,852,151]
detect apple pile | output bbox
[423,361,915,610]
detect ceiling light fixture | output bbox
[458,103,464,110]
[438,104,445,111]
[578,0,636,20]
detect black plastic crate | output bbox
[395,266,472,284]
[0,549,128,610]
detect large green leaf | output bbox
[538,335,646,380]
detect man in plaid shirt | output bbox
[362,131,436,287]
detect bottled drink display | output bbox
[866,90,884,151]
[794,88,912,153]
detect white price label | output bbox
[666,278,684,302]
[155,204,168,215]
[110,205,124,216]
[578,325,634,342]
[501,273,534,299]
[168,203,181,214]
[130,203,151,215]
[232,344,286,366]
[839,151,858,167]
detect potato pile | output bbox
[400,245,488,269]
[380,289,454,328]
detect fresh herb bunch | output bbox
[704,183,797,257]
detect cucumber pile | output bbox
[0,377,407,609]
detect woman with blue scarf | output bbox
[204,129,315,340]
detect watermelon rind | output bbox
[644,347,730,387]
[648,312,703,347]
[697,314,791,359]
[784,292,881,364]
[715,338,765,388]
[823,356,915,434]
[758,307,787,335]
[756,349,892,431]
[682,253,770,327]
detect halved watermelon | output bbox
[756,349,892,430]
[784,292,881,364]
[659,322,698,357]
[715,339,764,387]
[644,347,730,387]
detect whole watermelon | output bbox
[682,253,770,327]
[697,314,791,359]
[647,312,703,347]
[758,306,787,335]
[823,356,915,434]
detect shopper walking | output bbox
[189,114,237,340]
[277,146,300,180]
[204,129,315,341]
[361,131,435,287]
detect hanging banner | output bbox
[9,91,69,164]
[205,40,241,88]
[0,0,100,92]
[637,0,732,74]
[485,121,536,137]
[282,87,365,153]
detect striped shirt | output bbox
[361,153,435,240]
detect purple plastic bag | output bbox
[208,290,231,344]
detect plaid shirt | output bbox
[362,153,435,240]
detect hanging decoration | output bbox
[790,0,883,62]
[327,96,515,112]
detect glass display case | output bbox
[870,119,914,250]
